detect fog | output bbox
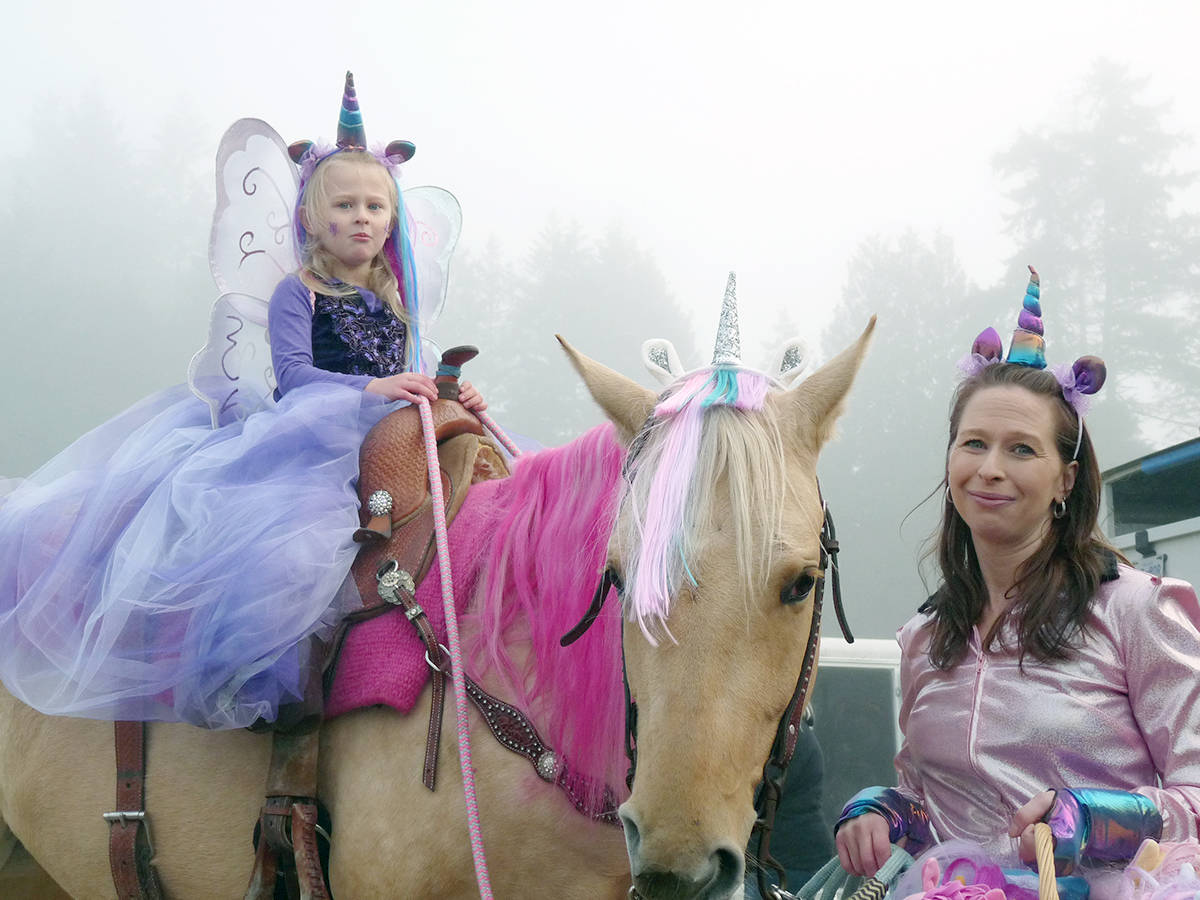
[4,0,1199,637]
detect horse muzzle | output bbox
[621,806,745,900]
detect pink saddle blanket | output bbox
[325,476,505,718]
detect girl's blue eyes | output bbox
[334,201,386,211]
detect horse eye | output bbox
[781,572,817,605]
[608,567,625,596]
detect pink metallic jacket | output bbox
[894,565,1200,865]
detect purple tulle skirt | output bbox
[0,382,395,728]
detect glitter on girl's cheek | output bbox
[329,223,338,235]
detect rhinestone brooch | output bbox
[367,490,394,517]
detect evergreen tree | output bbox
[995,60,1200,460]
[437,220,694,447]
[818,230,978,637]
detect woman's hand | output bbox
[457,380,487,412]
[836,811,893,877]
[1009,789,1057,866]
[365,373,438,404]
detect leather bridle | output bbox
[561,494,852,899]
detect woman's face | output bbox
[948,385,1078,557]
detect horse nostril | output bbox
[619,807,642,860]
[710,844,745,895]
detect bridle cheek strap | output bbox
[754,500,849,896]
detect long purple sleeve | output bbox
[268,273,373,398]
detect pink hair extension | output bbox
[625,369,771,644]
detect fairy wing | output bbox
[190,119,300,428]
[404,186,462,338]
[186,293,275,428]
[208,118,301,297]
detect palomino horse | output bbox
[0,320,873,899]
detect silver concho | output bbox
[379,567,416,602]
[535,750,558,782]
[367,489,394,517]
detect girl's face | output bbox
[311,158,394,281]
[948,385,1077,557]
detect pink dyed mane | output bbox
[459,424,629,805]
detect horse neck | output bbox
[460,424,629,795]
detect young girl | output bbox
[0,73,482,730]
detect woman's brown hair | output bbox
[921,363,1116,668]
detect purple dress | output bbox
[0,275,409,728]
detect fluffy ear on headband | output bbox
[775,337,812,385]
[642,338,685,386]
[1070,355,1107,395]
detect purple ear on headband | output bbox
[972,327,1004,361]
[1071,356,1107,395]
[288,140,315,164]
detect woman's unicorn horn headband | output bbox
[961,265,1108,457]
[286,71,416,165]
[641,272,811,386]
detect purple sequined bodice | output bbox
[312,291,408,379]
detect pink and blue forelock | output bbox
[626,365,772,643]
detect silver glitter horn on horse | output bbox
[641,273,812,385]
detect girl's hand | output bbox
[1009,790,1057,866]
[365,373,438,404]
[457,380,487,412]
[836,812,893,877]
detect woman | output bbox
[835,267,1200,892]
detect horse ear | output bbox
[784,317,875,450]
[558,335,657,444]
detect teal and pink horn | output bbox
[1005,264,1046,369]
[337,71,366,149]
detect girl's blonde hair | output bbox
[297,151,416,358]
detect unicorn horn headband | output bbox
[286,71,417,167]
[961,265,1107,458]
[642,272,813,388]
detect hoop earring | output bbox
[1053,498,1067,520]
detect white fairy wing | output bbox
[192,119,299,427]
[404,186,462,333]
[209,118,301,297]
[187,292,276,429]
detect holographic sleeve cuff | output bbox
[1045,788,1163,873]
[836,786,934,853]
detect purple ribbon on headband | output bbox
[1052,363,1096,417]
[297,143,403,187]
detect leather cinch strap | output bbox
[107,720,163,900]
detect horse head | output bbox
[558,314,874,900]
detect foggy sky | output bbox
[8,1,1200,361]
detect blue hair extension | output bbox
[392,181,422,371]
[701,368,740,408]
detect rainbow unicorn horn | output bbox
[711,272,742,367]
[337,71,367,149]
[1005,265,1047,369]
